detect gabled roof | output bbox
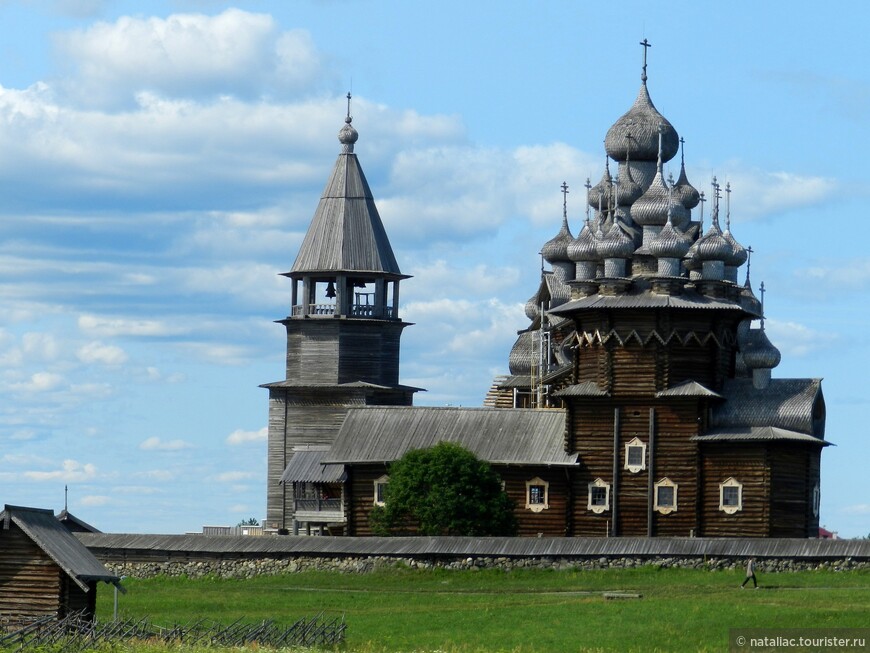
[711,378,824,437]
[323,406,576,466]
[289,150,402,277]
[655,380,723,399]
[280,447,346,484]
[550,287,746,314]
[56,508,102,534]
[1,505,119,591]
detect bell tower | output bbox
[263,95,418,532]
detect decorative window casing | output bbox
[654,477,678,514]
[587,478,610,514]
[525,477,549,512]
[373,475,389,507]
[719,477,743,514]
[624,437,646,474]
[812,483,821,518]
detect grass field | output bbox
[80,564,870,653]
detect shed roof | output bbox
[279,447,346,484]
[1,505,119,591]
[693,426,830,446]
[323,406,576,466]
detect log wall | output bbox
[0,524,62,619]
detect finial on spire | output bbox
[561,181,570,222]
[640,38,652,84]
[711,177,721,228]
[745,245,754,287]
[725,181,732,231]
[64,484,68,512]
[585,177,592,222]
[759,281,766,329]
[680,136,686,167]
[698,191,706,231]
[345,91,353,124]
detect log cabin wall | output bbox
[700,443,770,537]
[284,319,406,387]
[0,523,62,619]
[769,444,821,538]
[347,465,571,537]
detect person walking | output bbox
[740,558,758,589]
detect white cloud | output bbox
[9,371,65,392]
[78,314,185,338]
[79,494,111,506]
[765,319,830,358]
[139,436,193,451]
[226,427,267,445]
[707,165,837,221]
[215,470,257,482]
[77,341,128,365]
[54,9,326,107]
[839,504,870,515]
[23,459,97,482]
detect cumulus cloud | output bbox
[79,494,111,506]
[226,427,267,445]
[78,314,186,338]
[139,436,193,451]
[765,319,830,358]
[23,459,97,482]
[9,371,65,392]
[214,470,257,482]
[77,341,128,365]
[53,9,328,108]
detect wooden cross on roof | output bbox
[640,38,651,82]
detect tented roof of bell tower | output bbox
[289,113,403,279]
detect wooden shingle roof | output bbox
[711,378,824,437]
[323,406,576,466]
[279,447,346,484]
[1,505,119,591]
[289,148,402,277]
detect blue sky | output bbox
[0,0,867,537]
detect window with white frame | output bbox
[587,478,610,514]
[654,477,678,514]
[719,477,743,514]
[525,477,549,512]
[373,475,389,506]
[812,482,820,518]
[624,437,646,474]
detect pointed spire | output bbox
[698,191,706,231]
[584,177,592,222]
[760,281,766,329]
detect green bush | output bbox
[370,441,516,536]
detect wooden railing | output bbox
[294,498,342,513]
[290,304,396,318]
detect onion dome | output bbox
[673,138,700,209]
[694,222,731,262]
[722,229,747,267]
[567,220,599,262]
[542,186,574,263]
[524,292,541,321]
[605,83,679,163]
[587,159,613,210]
[742,327,781,371]
[541,218,573,263]
[596,221,634,260]
[617,160,644,206]
[631,167,689,227]
[629,128,688,228]
[648,216,690,260]
[338,94,359,152]
[721,182,747,267]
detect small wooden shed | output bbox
[0,504,120,622]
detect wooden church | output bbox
[265,51,828,539]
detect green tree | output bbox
[370,441,516,536]
[237,517,259,527]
